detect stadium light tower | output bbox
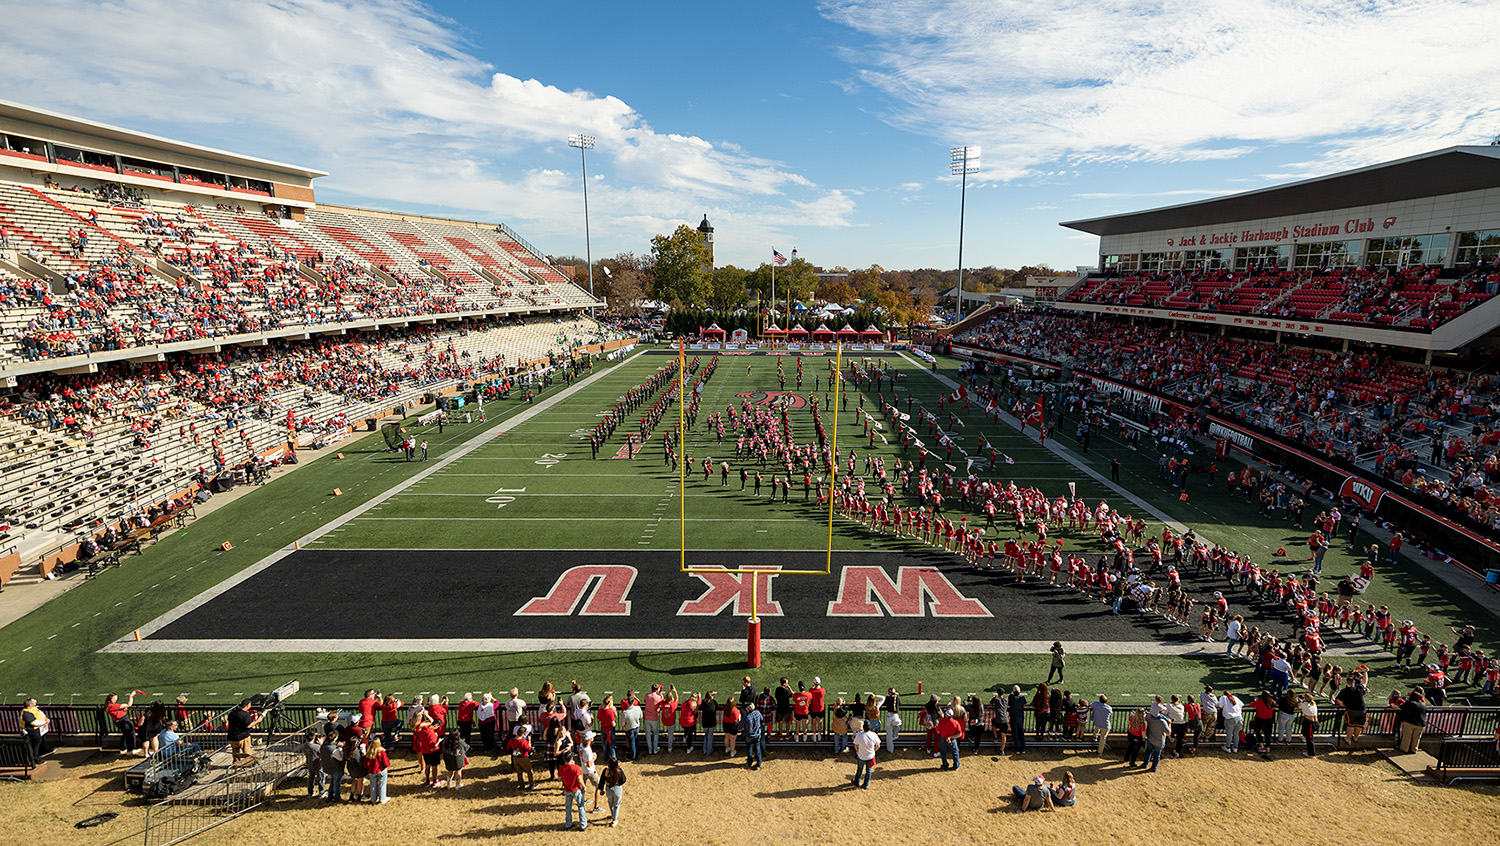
[950,145,980,319]
[567,133,597,300]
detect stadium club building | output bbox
[1058,146,1500,354]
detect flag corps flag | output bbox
[1003,454,1016,465]
[1026,397,1044,426]
[947,385,968,404]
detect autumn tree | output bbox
[647,225,711,307]
[816,277,859,305]
[708,265,749,312]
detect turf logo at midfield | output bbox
[734,391,808,409]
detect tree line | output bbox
[549,223,1059,332]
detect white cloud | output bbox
[821,0,1500,180]
[0,0,854,264]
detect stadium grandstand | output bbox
[938,147,1500,578]
[1056,146,1500,358]
[0,100,615,587]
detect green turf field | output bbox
[0,347,1495,710]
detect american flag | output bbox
[772,249,787,266]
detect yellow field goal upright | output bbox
[675,337,843,666]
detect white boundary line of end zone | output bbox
[101,347,653,654]
[100,636,1391,657]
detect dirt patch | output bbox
[6,744,1499,846]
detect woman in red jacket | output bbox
[412,715,442,787]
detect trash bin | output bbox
[1486,569,1500,587]
[367,418,378,432]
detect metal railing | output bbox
[1433,737,1500,783]
[142,721,313,846]
[10,700,1498,755]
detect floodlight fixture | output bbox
[568,134,597,299]
[949,145,981,318]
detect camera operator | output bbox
[228,698,265,767]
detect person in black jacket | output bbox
[1395,689,1427,754]
[1007,685,1028,753]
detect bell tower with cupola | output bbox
[697,213,714,269]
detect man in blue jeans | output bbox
[938,709,965,770]
[742,706,764,769]
[852,719,879,788]
[1141,710,1171,772]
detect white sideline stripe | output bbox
[105,347,653,650]
[397,492,665,497]
[285,548,851,553]
[351,517,816,522]
[98,637,1325,656]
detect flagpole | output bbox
[679,337,686,572]
[827,341,842,575]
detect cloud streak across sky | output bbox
[0,0,852,264]
[821,0,1500,181]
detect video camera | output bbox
[248,680,299,724]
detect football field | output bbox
[1,346,1495,708]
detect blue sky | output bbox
[3,0,1498,272]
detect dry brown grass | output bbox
[8,744,1500,846]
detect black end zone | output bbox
[152,549,1231,644]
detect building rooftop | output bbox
[1061,146,1500,237]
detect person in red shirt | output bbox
[507,724,536,790]
[456,693,479,747]
[679,694,699,752]
[937,708,965,770]
[791,682,813,742]
[598,695,617,748]
[660,688,680,752]
[104,691,139,755]
[559,752,588,830]
[357,689,380,736]
[379,694,403,748]
[807,678,827,743]
[412,715,442,787]
[427,694,449,731]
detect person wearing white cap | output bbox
[578,729,598,788]
[808,678,827,743]
[1011,775,1055,811]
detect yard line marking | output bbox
[104,347,652,649]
